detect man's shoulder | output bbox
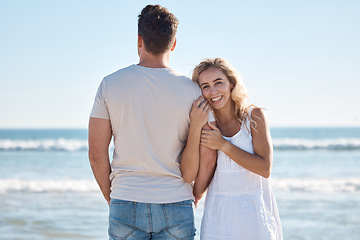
[168,68,190,80]
[103,64,136,81]
[168,69,199,89]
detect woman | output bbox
[180,58,282,239]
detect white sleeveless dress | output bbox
[200,113,283,240]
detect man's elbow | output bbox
[88,148,97,159]
[183,177,194,184]
[88,150,97,167]
[88,149,106,165]
[182,172,196,183]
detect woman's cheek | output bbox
[201,89,209,100]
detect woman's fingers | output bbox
[204,103,210,112]
[200,138,207,145]
[192,96,208,110]
[196,96,210,111]
[199,99,208,108]
[190,97,210,128]
[193,96,202,106]
[201,129,212,135]
[195,96,203,104]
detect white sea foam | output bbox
[0,179,100,194]
[0,178,359,194]
[272,138,360,150]
[0,139,88,151]
[0,138,360,151]
[272,178,360,193]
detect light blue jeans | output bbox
[109,199,196,240]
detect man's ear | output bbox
[170,38,177,51]
[138,35,143,49]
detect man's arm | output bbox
[88,117,112,204]
[193,123,217,207]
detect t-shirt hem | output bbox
[89,114,110,120]
[110,194,195,204]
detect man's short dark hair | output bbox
[138,5,179,55]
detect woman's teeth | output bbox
[211,96,222,102]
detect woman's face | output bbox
[198,67,233,110]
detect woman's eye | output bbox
[215,81,222,85]
[202,85,209,89]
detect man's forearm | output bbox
[89,152,112,204]
[193,144,217,200]
[193,159,216,199]
[88,117,112,203]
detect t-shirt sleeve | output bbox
[90,79,110,119]
[197,88,202,98]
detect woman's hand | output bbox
[189,96,210,130]
[200,122,226,150]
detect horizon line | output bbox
[1,125,360,130]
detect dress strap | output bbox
[248,106,255,118]
[244,106,255,136]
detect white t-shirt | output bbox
[90,64,200,203]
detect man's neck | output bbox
[138,51,170,68]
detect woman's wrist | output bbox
[218,138,228,152]
[189,122,204,132]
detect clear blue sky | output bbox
[1,0,359,128]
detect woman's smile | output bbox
[211,96,222,102]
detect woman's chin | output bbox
[209,104,221,110]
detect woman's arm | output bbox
[201,108,273,178]
[180,97,210,183]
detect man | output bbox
[89,5,202,239]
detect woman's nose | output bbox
[210,86,217,93]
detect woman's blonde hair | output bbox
[192,58,253,128]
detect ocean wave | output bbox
[272,178,360,193]
[0,139,89,151]
[1,138,360,151]
[0,178,359,194]
[272,138,360,150]
[0,179,100,194]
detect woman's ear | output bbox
[230,82,235,90]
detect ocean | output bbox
[0,127,360,240]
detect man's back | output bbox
[91,64,199,203]
[89,5,198,239]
